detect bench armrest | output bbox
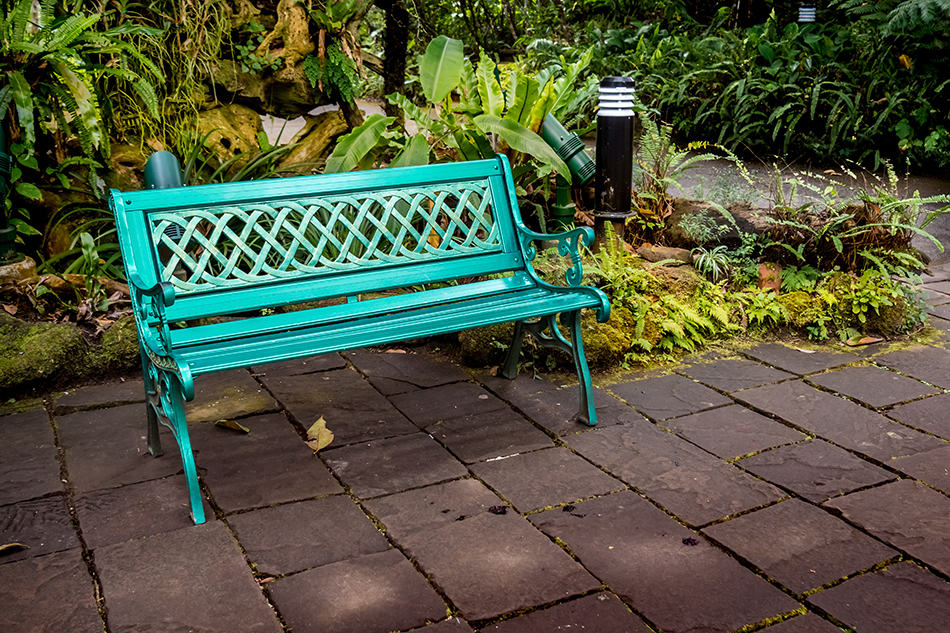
[516,225,593,287]
[127,271,176,307]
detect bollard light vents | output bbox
[798,3,817,23]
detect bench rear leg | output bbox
[501,321,525,379]
[140,350,164,457]
[563,310,597,426]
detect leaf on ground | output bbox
[385,349,407,354]
[0,542,28,556]
[2,303,17,315]
[845,335,884,347]
[305,416,334,451]
[214,419,250,433]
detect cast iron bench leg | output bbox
[565,309,596,426]
[163,373,207,525]
[501,321,525,380]
[140,349,164,457]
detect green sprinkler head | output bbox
[540,114,595,186]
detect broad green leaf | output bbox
[325,114,395,173]
[475,52,504,117]
[386,92,448,138]
[8,71,35,149]
[15,182,42,200]
[418,35,463,103]
[526,80,557,132]
[457,58,480,113]
[504,73,539,127]
[390,134,430,168]
[473,114,571,184]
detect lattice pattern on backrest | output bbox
[150,181,502,293]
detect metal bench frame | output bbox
[110,155,610,524]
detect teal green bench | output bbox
[110,155,610,524]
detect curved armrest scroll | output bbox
[516,226,593,287]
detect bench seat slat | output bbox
[179,287,598,375]
[169,275,536,347]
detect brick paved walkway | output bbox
[3,267,950,632]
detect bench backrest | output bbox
[110,156,530,322]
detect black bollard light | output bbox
[594,76,635,245]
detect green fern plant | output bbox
[0,0,161,161]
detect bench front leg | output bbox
[563,309,597,426]
[156,370,207,525]
[501,321,525,379]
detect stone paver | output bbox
[483,592,653,633]
[96,521,282,633]
[663,404,806,459]
[929,303,950,320]
[347,348,469,394]
[56,404,180,493]
[0,495,79,563]
[479,373,642,435]
[741,343,855,375]
[738,440,893,502]
[399,511,599,621]
[825,479,950,575]
[364,478,502,542]
[470,447,625,512]
[875,345,950,389]
[0,409,62,506]
[74,475,201,549]
[251,352,347,377]
[324,433,468,498]
[890,443,950,493]
[263,368,418,444]
[0,549,102,633]
[808,365,940,408]
[568,422,783,525]
[227,496,390,575]
[425,408,554,464]
[531,492,801,633]
[185,369,278,423]
[763,612,852,633]
[606,373,731,420]
[54,379,144,413]
[190,412,342,512]
[680,358,794,392]
[923,280,950,295]
[269,549,446,633]
[735,380,944,461]
[888,392,950,438]
[406,619,474,632]
[703,499,897,593]
[808,562,950,633]
[390,382,508,425]
[7,343,950,633]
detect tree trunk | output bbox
[378,0,410,117]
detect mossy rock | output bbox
[0,313,87,393]
[89,315,141,374]
[778,291,815,328]
[458,323,514,366]
[582,306,638,366]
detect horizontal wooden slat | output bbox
[179,288,599,375]
[170,276,536,346]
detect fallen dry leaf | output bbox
[0,542,29,556]
[845,335,884,347]
[214,419,250,433]
[305,416,334,451]
[2,303,17,315]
